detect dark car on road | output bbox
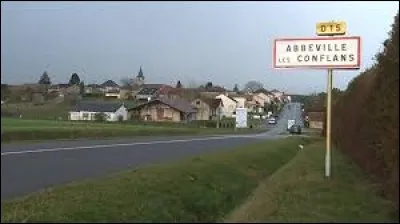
[289,124,302,134]
[268,117,277,125]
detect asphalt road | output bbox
[1,102,303,200]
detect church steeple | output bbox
[137,66,144,81]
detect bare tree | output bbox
[244,81,263,93]
[187,80,200,88]
[121,78,134,89]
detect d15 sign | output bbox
[273,36,361,69]
[316,21,347,36]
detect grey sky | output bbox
[1,1,398,94]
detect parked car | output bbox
[289,124,302,134]
[268,117,277,125]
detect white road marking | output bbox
[1,135,249,156]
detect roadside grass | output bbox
[224,140,396,223]
[1,118,265,143]
[0,137,311,223]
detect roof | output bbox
[137,87,159,96]
[220,94,238,103]
[71,101,125,113]
[307,112,325,122]
[229,93,246,98]
[129,97,197,113]
[136,84,171,96]
[140,84,166,89]
[194,97,223,108]
[105,89,120,93]
[101,80,120,88]
[199,86,226,93]
[87,84,101,88]
[49,84,70,89]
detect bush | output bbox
[117,115,124,122]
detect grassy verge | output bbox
[1,118,265,143]
[1,137,311,222]
[224,139,397,223]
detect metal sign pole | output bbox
[325,68,333,178]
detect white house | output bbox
[271,89,284,102]
[216,94,238,118]
[232,96,246,108]
[100,80,120,93]
[256,92,274,105]
[69,101,128,122]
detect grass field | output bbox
[1,102,72,120]
[1,137,307,222]
[1,137,395,222]
[224,140,397,222]
[1,118,264,142]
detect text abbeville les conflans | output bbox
[284,43,356,63]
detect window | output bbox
[196,100,201,105]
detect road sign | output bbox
[273,36,361,69]
[316,21,347,36]
[235,108,248,128]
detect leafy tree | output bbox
[1,84,10,100]
[244,81,263,93]
[205,82,213,89]
[69,73,81,86]
[233,84,239,92]
[176,80,183,88]
[38,71,51,85]
[94,112,107,122]
[79,81,85,95]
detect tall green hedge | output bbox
[332,11,399,214]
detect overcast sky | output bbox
[1,1,398,94]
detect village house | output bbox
[48,83,80,96]
[191,97,223,120]
[304,100,326,130]
[306,111,325,129]
[100,80,120,93]
[69,101,128,122]
[245,94,262,113]
[48,84,70,93]
[215,94,238,118]
[228,93,246,108]
[271,89,285,102]
[84,84,102,94]
[134,84,174,102]
[254,88,275,105]
[128,97,197,122]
